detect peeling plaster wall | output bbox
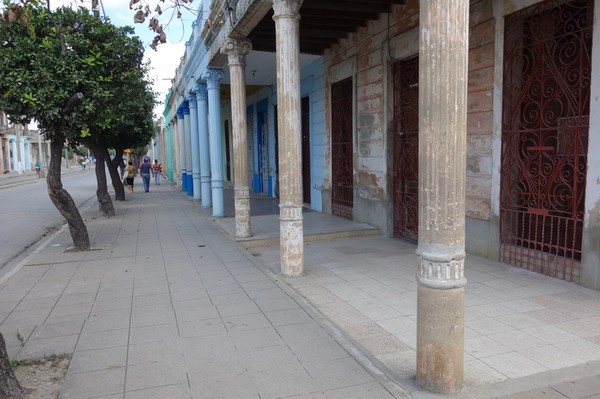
[322,0,498,240]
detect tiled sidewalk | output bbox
[0,183,407,399]
[249,226,600,398]
[1,179,599,398]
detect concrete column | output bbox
[223,37,253,238]
[195,83,212,208]
[416,0,469,394]
[15,128,22,173]
[183,102,193,196]
[203,69,225,217]
[177,107,186,190]
[0,138,4,174]
[46,141,50,168]
[273,0,304,277]
[10,139,17,172]
[166,121,174,182]
[188,93,201,201]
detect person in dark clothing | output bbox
[139,157,152,192]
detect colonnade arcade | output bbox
[169,0,469,393]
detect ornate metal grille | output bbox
[393,57,419,242]
[500,0,592,282]
[331,77,354,219]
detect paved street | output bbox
[0,169,95,273]
[0,173,598,398]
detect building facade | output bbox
[0,111,51,174]
[165,0,600,291]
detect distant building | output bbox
[0,111,50,173]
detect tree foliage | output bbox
[0,2,155,247]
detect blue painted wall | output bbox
[300,57,326,211]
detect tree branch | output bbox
[62,92,84,114]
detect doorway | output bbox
[500,0,592,281]
[392,57,419,242]
[331,77,353,219]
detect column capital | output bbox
[186,94,197,109]
[222,37,252,66]
[195,82,208,101]
[202,69,224,89]
[272,0,301,20]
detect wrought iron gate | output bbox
[393,57,419,242]
[500,0,592,282]
[331,78,354,219]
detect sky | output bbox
[55,0,201,116]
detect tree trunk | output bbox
[47,137,90,250]
[90,143,114,217]
[0,333,24,398]
[106,149,125,201]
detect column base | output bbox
[279,206,304,277]
[211,180,224,217]
[416,284,464,394]
[234,189,252,238]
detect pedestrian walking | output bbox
[152,159,162,185]
[140,156,152,193]
[124,160,136,193]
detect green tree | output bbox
[90,68,156,204]
[0,3,154,242]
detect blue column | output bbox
[196,82,212,208]
[183,102,193,196]
[188,93,201,201]
[203,69,225,217]
[177,106,187,191]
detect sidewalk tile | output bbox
[552,375,600,398]
[178,318,226,338]
[69,346,127,374]
[129,323,178,344]
[481,352,547,378]
[124,383,191,399]
[19,334,78,359]
[304,357,375,391]
[326,382,397,399]
[29,320,84,340]
[125,361,187,392]
[76,328,129,351]
[61,367,125,399]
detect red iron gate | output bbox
[500,0,592,282]
[393,57,419,242]
[331,78,354,219]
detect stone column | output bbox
[223,37,253,238]
[183,101,193,196]
[416,0,469,394]
[46,141,50,168]
[0,137,5,173]
[188,93,201,201]
[273,0,304,277]
[166,121,174,182]
[177,107,186,191]
[195,83,212,208]
[203,69,225,217]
